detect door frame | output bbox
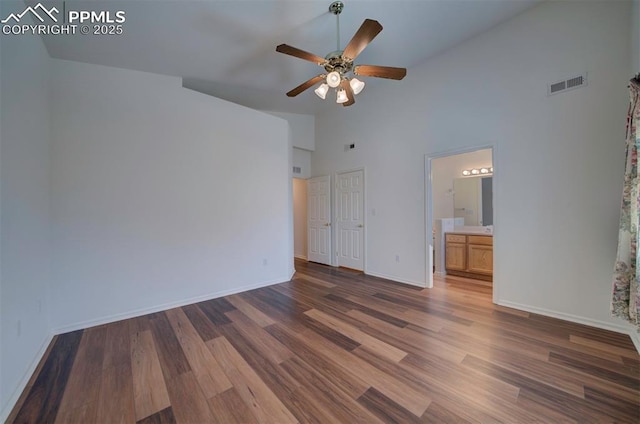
[333,167,366,271]
[425,145,497,303]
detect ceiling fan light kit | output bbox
[350,77,365,95]
[314,83,330,99]
[326,71,342,88]
[336,89,349,103]
[275,1,406,107]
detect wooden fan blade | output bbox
[276,44,326,65]
[354,65,407,80]
[286,75,325,97]
[340,80,355,106]
[342,19,383,61]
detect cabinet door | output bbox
[467,244,493,275]
[445,243,466,271]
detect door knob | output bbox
[357,224,364,228]
[324,223,331,227]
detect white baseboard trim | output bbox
[498,300,640,354]
[52,277,287,335]
[365,270,427,288]
[294,254,308,261]
[1,332,54,423]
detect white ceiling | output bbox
[38,0,541,114]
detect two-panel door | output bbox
[307,176,332,265]
[336,170,364,271]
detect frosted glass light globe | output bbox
[336,89,348,103]
[314,83,329,99]
[350,78,365,95]
[326,71,341,88]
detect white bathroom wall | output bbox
[0,8,53,419]
[50,59,292,331]
[312,1,633,333]
[431,149,492,222]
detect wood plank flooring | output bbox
[9,259,640,423]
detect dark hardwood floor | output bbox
[9,259,640,423]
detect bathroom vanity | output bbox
[445,232,493,281]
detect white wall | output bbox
[269,112,315,151]
[270,112,314,178]
[312,1,633,332]
[432,149,492,222]
[293,178,308,260]
[292,147,312,179]
[0,9,53,419]
[49,59,292,331]
[633,0,639,73]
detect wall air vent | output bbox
[293,166,302,175]
[547,73,587,96]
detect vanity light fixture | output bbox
[462,166,493,176]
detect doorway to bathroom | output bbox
[426,147,495,299]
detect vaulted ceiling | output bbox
[38,0,540,114]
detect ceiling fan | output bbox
[276,1,406,106]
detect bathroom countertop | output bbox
[445,231,493,236]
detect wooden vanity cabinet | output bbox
[445,233,493,280]
[444,234,466,271]
[467,235,493,276]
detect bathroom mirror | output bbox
[453,176,493,226]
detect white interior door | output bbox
[307,176,332,265]
[336,170,364,271]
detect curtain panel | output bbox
[611,79,640,328]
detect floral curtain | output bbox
[611,78,640,328]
